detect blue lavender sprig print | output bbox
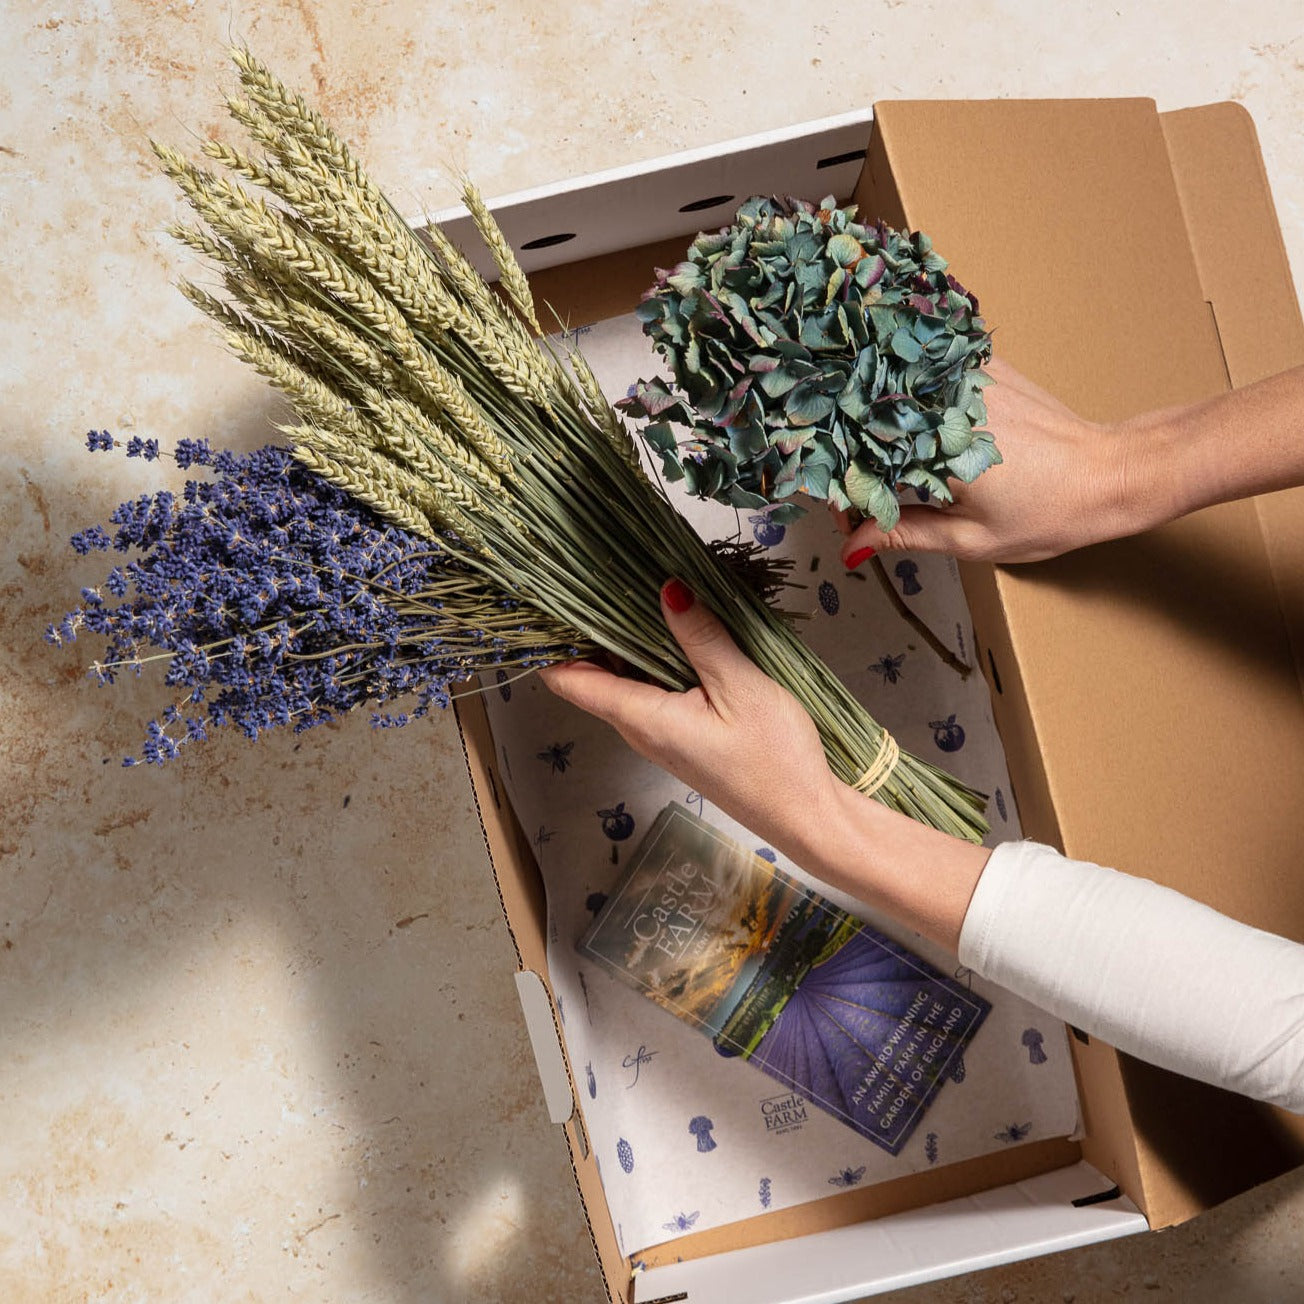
[585,1062,597,1098]
[995,787,1008,821]
[758,1177,772,1209]
[924,1132,939,1165]
[52,439,581,763]
[817,580,839,615]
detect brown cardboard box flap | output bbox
[859,98,1304,1228]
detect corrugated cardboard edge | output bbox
[1115,101,1304,1229]
[453,688,628,1302]
[863,97,1304,1232]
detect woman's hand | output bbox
[835,358,1151,566]
[539,579,842,863]
[540,579,993,954]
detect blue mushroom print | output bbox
[924,1132,939,1165]
[894,558,922,595]
[598,802,635,841]
[617,1137,635,1174]
[749,512,786,547]
[869,652,906,684]
[1022,1028,1048,1065]
[586,1062,597,1098]
[818,580,840,615]
[494,668,511,701]
[758,1176,772,1209]
[828,1165,866,1189]
[585,891,608,916]
[929,715,966,753]
[754,846,778,864]
[662,1211,701,1234]
[537,741,575,773]
[688,1115,717,1153]
[995,787,1008,821]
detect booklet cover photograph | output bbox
[579,804,990,1155]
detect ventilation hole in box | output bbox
[520,231,577,251]
[816,148,867,170]
[987,647,1004,695]
[678,193,735,213]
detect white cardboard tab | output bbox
[632,1162,1146,1304]
[514,969,575,1125]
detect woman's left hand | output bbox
[539,578,841,864]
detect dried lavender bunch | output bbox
[50,435,579,764]
[124,48,988,840]
[619,196,997,530]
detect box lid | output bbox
[856,98,1304,1227]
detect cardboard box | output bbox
[441,98,1304,1301]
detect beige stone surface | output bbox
[1,2,1301,1301]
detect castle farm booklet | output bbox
[578,803,990,1155]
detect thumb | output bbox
[839,505,973,566]
[660,578,752,701]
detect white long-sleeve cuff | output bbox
[958,839,1304,1113]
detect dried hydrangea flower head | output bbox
[620,195,998,530]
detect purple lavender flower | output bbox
[52,439,580,764]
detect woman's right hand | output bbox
[835,357,1159,566]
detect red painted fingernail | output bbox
[662,578,695,613]
[845,546,876,570]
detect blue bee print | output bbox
[869,652,906,684]
[828,1166,866,1189]
[924,1132,939,1165]
[617,1138,634,1174]
[662,1210,700,1233]
[586,1062,597,1098]
[1022,1028,1048,1065]
[894,558,922,595]
[754,847,778,864]
[533,825,555,858]
[598,802,635,841]
[949,1053,967,1084]
[995,788,1008,821]
[995,1122,1033,1144]
[758,1177,772,1209]
[537,741,575,773]
[749,513,786,547]
[688,1115,717,1153]
[929,715,966,753]
[495,668,512,701]
[818,580,840,615]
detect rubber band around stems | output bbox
[853,730,900,797]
